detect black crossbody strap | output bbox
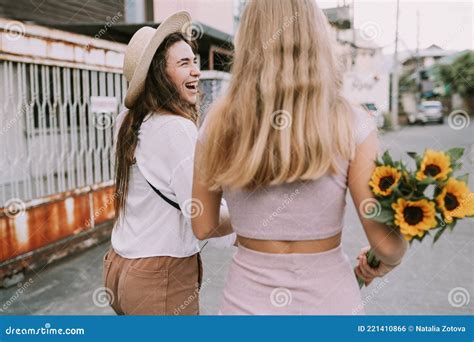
[146,180,181,211]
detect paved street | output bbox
[1,121,473,315]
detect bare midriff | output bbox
[236,232,342,254]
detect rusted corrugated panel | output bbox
[0,185,115,263]
[0,216,20,262]
[0,219,114,282]
[92,186,116,226]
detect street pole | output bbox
[390,0,400,130]
[415,9,421,110]
[351,0,356,66]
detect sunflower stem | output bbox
[357,249,381,288]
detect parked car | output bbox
[361,103,385,129]
[408,100,444,125]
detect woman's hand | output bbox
[354,246,400,286]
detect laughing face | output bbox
[165,40,201,105]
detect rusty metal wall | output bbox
[0,19,126,277]
[0,184,115,264]
[0,59,125,270]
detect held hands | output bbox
[354,246,400,287]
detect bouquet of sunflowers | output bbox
[357,148,474,288]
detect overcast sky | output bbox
[318,0,473,55]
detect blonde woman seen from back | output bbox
[192,0,408,315]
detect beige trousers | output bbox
[103,248,203,315]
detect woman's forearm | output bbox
[206,205,233,238]
[192,203,233,239]
[369,224,408,265]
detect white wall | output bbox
[153,0,235,35]
[342,48,390,113]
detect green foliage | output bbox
[436,51,474,98]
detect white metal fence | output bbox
[0,60,126,204]
[0,64,230,206]
[199,70,230,118]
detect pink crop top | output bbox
[198,106,377,241]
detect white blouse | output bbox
[111,110,235,258]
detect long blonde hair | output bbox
[200,0,357,191]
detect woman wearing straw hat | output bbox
[102,11,235,316]
[192,0,407,315]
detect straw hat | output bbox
[123,11,192,109]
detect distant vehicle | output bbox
[408,100,444,125]
[361,103,385,129]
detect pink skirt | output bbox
[219,244,365,315]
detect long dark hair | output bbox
[114,32,198,222]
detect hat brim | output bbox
[124,11,192,109]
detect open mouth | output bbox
[184,81,198,91]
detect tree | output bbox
[436,51,474,114]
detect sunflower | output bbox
[369,166,401,196]
[436,178,474,224]
[392,198,437,241]
[416,149,451,181]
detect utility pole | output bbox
[415,9,421,110]
[351,0,356,67]
[390,0,400,130]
